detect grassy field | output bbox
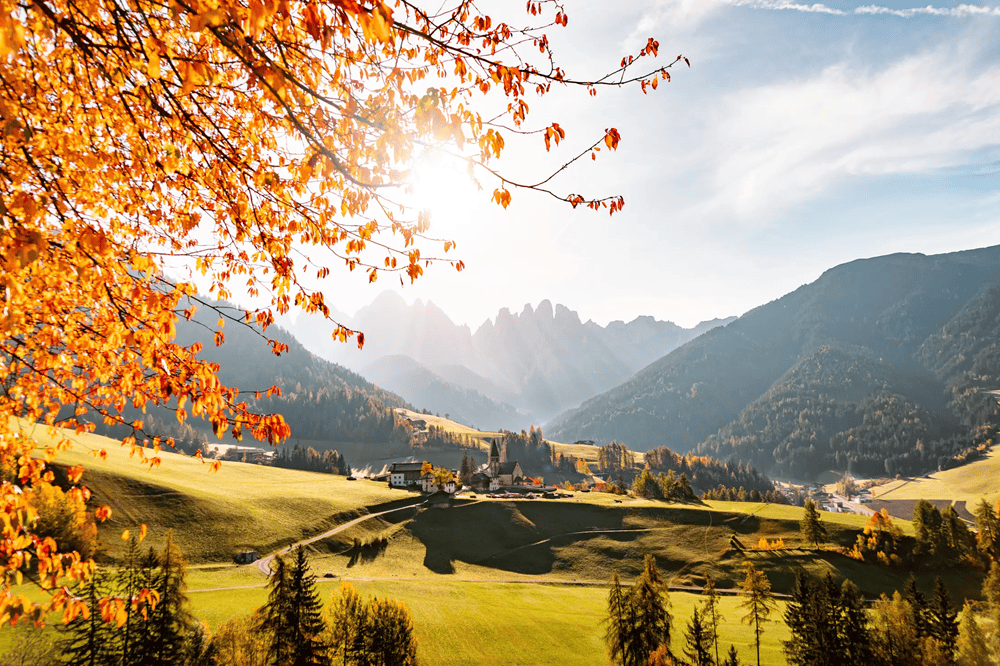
[12,420,405,562]
[869,445,1000,515]
[188,580,790,666]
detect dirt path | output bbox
[253,500,423,575]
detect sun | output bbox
[404,148,485,243]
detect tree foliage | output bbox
[799,499,826,547]
[326,582,418,666]
[605,556,672,666]
[0,0,683,621]
[738,562,776,666]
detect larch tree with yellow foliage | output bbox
[0,0,686,623]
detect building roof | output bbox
[390,462,426,473]
[490,439,501,460]
[497,461,520,475]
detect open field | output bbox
[869,445,1000,517]
[12,420,405,562]
[188,580,791,666]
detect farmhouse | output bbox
[471,470,501,492]
[389,462,425,488]
[419,472,457,494]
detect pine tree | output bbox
[837,579,871,664]
[976,499,999,560]
[605,573,635,666]
[914,499,944,557]
[983,561,1000,655]
[955,601,989,666]
[146,531,196,666]
[738,562,776,666]
[903,574,930,639]
[683,608,713,666]
[259,554,295,666]
[800,500,827,547]
[630,555,672,664]
[288,546,327,666]
[927,577,958,660]
[702,575,723,666]
[723,644,741,666]
[57,569,117,666]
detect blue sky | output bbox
[285,1,1000,331]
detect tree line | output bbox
[606,554,1000,666]
[46,540,418,666]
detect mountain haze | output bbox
[546,246,1000,480]
[281,294,734,428]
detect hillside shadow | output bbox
[345,537,389,568]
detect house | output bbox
[423,490,453,509]
[471,471,500,492]
[389,462,425,488]
[420,471,458,494]
[486,439,524,487]
[234,549,258,564]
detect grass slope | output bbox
[13,420,404,562]
[870,445,1000,514]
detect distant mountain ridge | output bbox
[280,294,734,429]
[546,246,1000,480]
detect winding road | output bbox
[253,501,423,575]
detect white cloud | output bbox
[683,41,1000,224]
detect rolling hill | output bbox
[547,246,1000,480]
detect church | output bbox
[485,439,524,487]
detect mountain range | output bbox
[279,293,734,430]
[546,246,1000,480]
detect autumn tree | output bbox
[738,562,776,666]
[605,557,672,666]
[955,601,989,666]
[869,591,919,666]
[0,0,685,622]
[975,499,999,560]
[326,581,418,666]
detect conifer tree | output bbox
[903,575,931,639]
[722,645,741,666]
[927,577,958,660]
[683,608,713,666]
[288,546,327,666]
[800,500,827,547]
[57,569,117,666]
[702,575,723,666]
[837,579,872,664]
[738,562,776,666]
[983,561,1000,654]
[870,591,919,666]
[955,601,989,666]
[976,499,999,560]
[367,597,419,666]
[605,573,635,666]
[259,554,295,666]
[631,555,672,664]
[146,531,197,666]
[913,499,943,556]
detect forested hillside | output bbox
[92,299,411,452]
[547,247,1000,479]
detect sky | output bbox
[256,1,1000,331]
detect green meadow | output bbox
[2,420,990,665]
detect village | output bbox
[383,439,567,505]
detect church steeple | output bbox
[489,439,501,476]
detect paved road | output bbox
[253,501,423,575]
